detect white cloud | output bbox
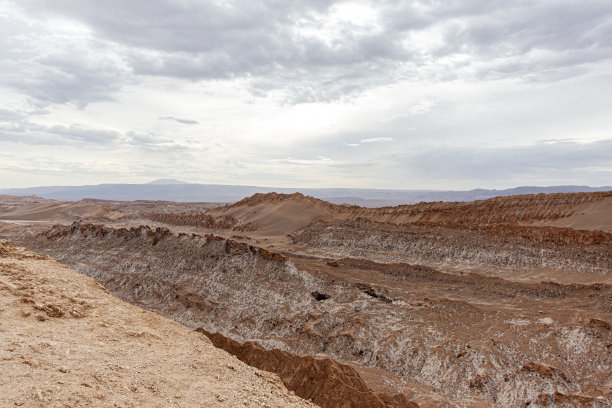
[158,116,199,125]
[0,0,611,189]
[361,137,393,143]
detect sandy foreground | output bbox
[0,240,315,408]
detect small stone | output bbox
[216,394,227,402]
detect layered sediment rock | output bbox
[293,219,612,280]
[22,222,612,407]
[144,211,238,228]
[197,328,416,408]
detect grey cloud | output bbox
[397,139,612,183]
[6,1,418,102]
[126,131,188,152]
[280,135,612,188]
[273,156,333,166]
[0,132,62,145]
[47,125,120,144]
[0,153,191,182]
[0,16,130,108]
[22,0,336,54]
[0,108,25,122]
[0,121,191,156]
[430,1,612,79]
[0,120,120,145]
[8,0,612,103]
[248,61,404,103]
[0,156,122,177]
[158,116,199,125]
[127,131,170,144]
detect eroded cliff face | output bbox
[293,219,612,283]
[196,328,417,408]
[23,222,612,408]
[144,211,238,229]
[208,191,612,234]
[350,191,612,226]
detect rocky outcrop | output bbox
[415,221,612,246]
[356,191,612,225]
[218,191,612,226]
[293,219,612,279]
[144,211,238,229]
[196,328,418,408]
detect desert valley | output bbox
[1,190,611,407]
[3,0,612,406]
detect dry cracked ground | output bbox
[1,191,611,407]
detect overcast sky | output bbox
[1,0,611,190]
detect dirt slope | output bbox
[0,201,121,222]
[360,191,612,231]
[293,219,612,284]
[0,240,314,408]
[197,328,417,408]
[207,191,612,238]
[0,194,53,206]
[209,193,344,236]
[538,195,612,231]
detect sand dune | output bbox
[210,192,344,236]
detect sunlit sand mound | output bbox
[0,240,314,408]
[210,192,345,236]
[535,193,612,232]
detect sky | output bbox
[1,0,611,190]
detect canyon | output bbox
[1,191,611,407]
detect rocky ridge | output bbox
[292,219,612,283]
[210,191,612,232]
[144,211,238,229]
[21,222,612,407]
[197,328,417,408]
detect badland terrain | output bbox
[1,190,611,407]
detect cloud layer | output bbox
[1,0,611,189]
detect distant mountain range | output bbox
[1,180,610,207]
